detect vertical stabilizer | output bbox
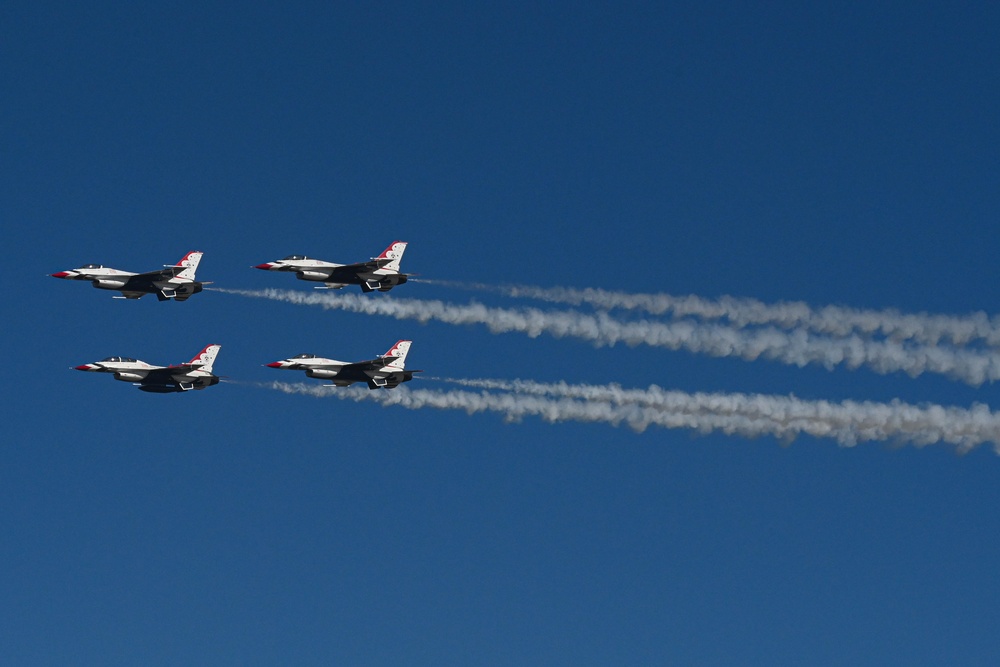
[174,251,203,280]
[376,242,407,272]
[381,340,411,370]
[187,344,221,372]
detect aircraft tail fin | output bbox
[186,344,221,372]
[380,340,411,370]
[174,251,204,280]
[375,242,407,272]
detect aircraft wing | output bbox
[337,359,384,373]
[133,267,187,280]
[167,359,212,372]
[321,262,377,280]
[136,366,217,391]
[139,367,183,383]
[139,362,205,380]
[345,258,402,274]
[116,273,174,294]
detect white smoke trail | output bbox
[258,380,1000,453]
[416,279,1000,347]
[214,288,1000,385]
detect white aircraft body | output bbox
[266,340,420,389]
[254,241,409,292]
[74,344,222,393]
[51,251,208,301]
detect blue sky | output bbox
[4,2,1000,664]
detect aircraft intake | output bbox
[94,278,129,289]
[305,369,340,379]
[298,270,332,280]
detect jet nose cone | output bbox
[254,263,274,270]
[265,361,284,368]
[74,364,95,371]
[51,271,70,278]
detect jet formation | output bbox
[57,243,420,394]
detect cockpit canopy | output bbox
[292,353,317,359]
[282,255,310,261]
[100,356,137,363]
[80,264,104,269]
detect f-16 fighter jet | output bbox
[74,344,222,393]
[51,251,208,301]
[254,241,408,292]
[266,340,420,389]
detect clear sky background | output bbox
[3,2,1000,665]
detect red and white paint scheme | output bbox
[51,251,208,301]
[266,340,419,389]
[74,344,222,393]
[254,242,409,292]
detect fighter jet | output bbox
[74,344,222,393]
[51,251,208,301]
[266,340,420,389]
[254,241,409,292]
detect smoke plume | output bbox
[215,288,1000,385]
[417,279,1000,347]
[259,380,1000,453]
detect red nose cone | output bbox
[74,364,93,371]
[51,271,70,278]
[265,362,283,368]
[254,263,274,270]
